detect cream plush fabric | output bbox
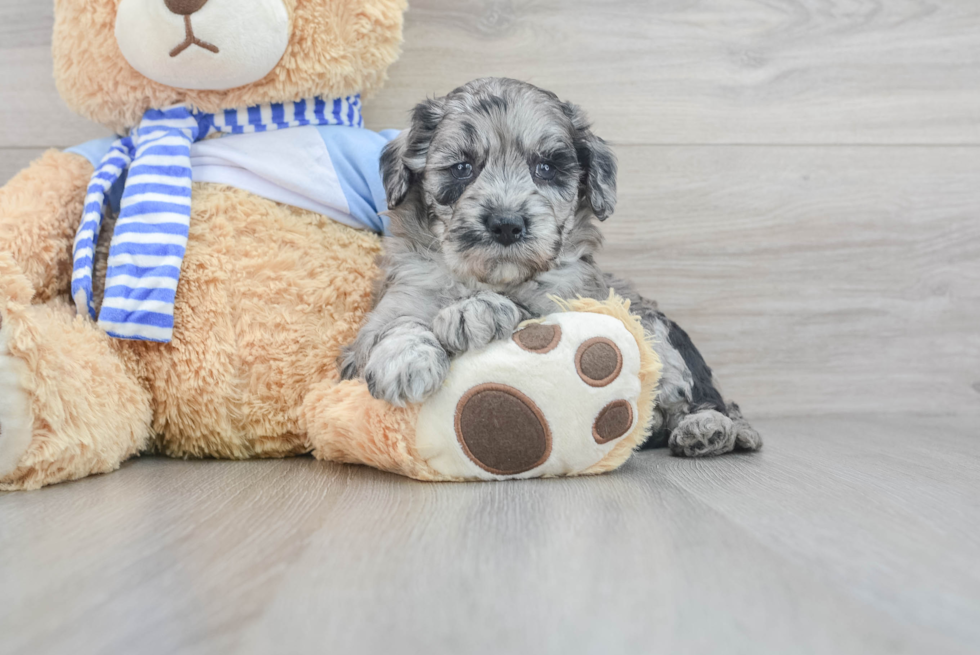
[115,0,291,91]
[416,312,643,480]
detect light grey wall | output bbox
[2,0,978,418]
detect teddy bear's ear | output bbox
[381,97,446,207]
[561,102,618,221]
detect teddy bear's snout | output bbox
[164,0,209,16]
[115,0,291,90]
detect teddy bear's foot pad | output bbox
[455,384,552,476]
[417,311,644,481]
[593,400,634,443]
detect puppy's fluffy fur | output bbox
[343,78,761,456]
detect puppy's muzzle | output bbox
[487,214,526,247]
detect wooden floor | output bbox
[1,414,978,655]
[2,1,979,653]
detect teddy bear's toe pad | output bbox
[416,312,643,480]
[513,323,562,353]
[594,400,634,444]
[456,384,552,475]
[576,338,623,386]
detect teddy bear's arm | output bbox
[0,150,93,303]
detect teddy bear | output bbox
[0,0,661,491]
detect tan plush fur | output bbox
[304,381,440,481]
[0,178,382,490]
[304,295,662,481]
[0,151,93,303]
[0,254,152,490]
[53,0,407,134]
[126,185,382,461]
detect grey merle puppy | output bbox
[342,78,761,456]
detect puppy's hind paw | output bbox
[668,410,738,457]
[727,402,763,451]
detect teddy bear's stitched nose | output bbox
[164,0,209,16]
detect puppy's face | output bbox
[382,78,617,287]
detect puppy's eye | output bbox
[450,162,473,180]
[534,162,557,181]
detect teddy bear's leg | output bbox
[0,150,93,304]
[303,379,442,481]
[0,255,152,490]
[306,298,663,483]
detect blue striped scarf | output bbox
[72,96,363,343]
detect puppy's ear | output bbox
[563,102,618,221]
[379,134,412,208]
[381,97,447,207]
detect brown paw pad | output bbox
[593,400,634,444]
[513,323,562,353]
[455,383,552,476]
[576,337,623,387]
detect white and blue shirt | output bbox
[68,124,398,237]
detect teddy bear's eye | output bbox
[450,162,473,180]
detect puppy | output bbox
[342,78,761,456]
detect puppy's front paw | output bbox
[364,326,450,406]
[433,292,522,354]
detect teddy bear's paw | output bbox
[415,312,644,480]
[0,331,33,481]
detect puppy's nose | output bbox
[487,214,526,246]
[165,0,209,15]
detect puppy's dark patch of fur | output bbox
[347,78,761,456]
[667,321,727,412]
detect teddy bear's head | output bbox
[53,0,407,133]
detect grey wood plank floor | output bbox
[1,415,978,655]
